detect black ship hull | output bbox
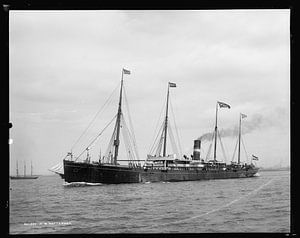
[10,176,39,180]
[64,160,258,184]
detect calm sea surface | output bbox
[9,170,290,234]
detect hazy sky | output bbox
[9,10,290,175]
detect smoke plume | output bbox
[198,113,264,142]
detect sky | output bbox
[9,10,290,175]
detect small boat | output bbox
[10,161,39,180]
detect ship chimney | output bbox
[193,139,201,160]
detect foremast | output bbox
[113,68,130,165]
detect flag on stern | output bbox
[252,155,259,160]
[217,101,230,109]
[123,68,131,74]
[169,82,177,87]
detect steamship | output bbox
[63,69,258,184]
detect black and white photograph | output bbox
[8,9,290,234]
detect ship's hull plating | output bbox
[10,176,39,180]
[64,160,258,184]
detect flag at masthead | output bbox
[113,68,131,165]
[162,82,177,157]
[214,101,231,161]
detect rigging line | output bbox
[169,98,183,158]
[60,153,69,161]
[144,178,275,229]
[50,163,61,171]
[121,115,139,162]
[70,83,119,152]
[241,137,249,163]
[104,121,118,163]
[231,137,239,162]
[123,127,139,164]
[122,88,137,148]
[205,132,215,161]
[147,96,168,153]
[149,120,165,155]
[75,114,117,161]
[122,91,140,160]
[156,120,167,156]
[155,126,165,156]
[168,123,179,157]
[217,130,228,162]
[121,125,132,163]
[206,142,212,161]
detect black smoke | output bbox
[198,113,264,142]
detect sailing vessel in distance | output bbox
[10,161,39,180]
[63,70,258,184]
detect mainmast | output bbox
[214,101,231,161]
[237,114,242,164]
[162,82,176,157]
[31,161,33,176]
[238,113,247,164]
[113,68,130,165]
[213,102,219,161]
[24,161,26,177]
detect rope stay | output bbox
[149,119,181,158]
[204,128,229,162]
[167,122,180,158]
[74,114,117,161]
[123,87,140,161]
[121,114,140,165]
[103,115,118,164]
[241,136,249,164]
[148,94,182,159]
[70,83,119,152]
[218,129,228,163]
[148,119,164,156]
[155,121,166,157]
[231,136,239,162]
[205,134,214,161]
[169,98,183,158]
[148,97,167,153]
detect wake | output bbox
[63,182,103,187]
[147,178,275,228]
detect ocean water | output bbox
[9,170,290,234]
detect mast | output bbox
[16,161,19,177]
[237,113,242,164]
[113,68,130,165]
[213,102,218,161]
[31,161,33,176]
[24,161,26,177]
[238,113,247,164]
[162,82,176,157]
[214,101,230,161]
[162,84,170,157]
